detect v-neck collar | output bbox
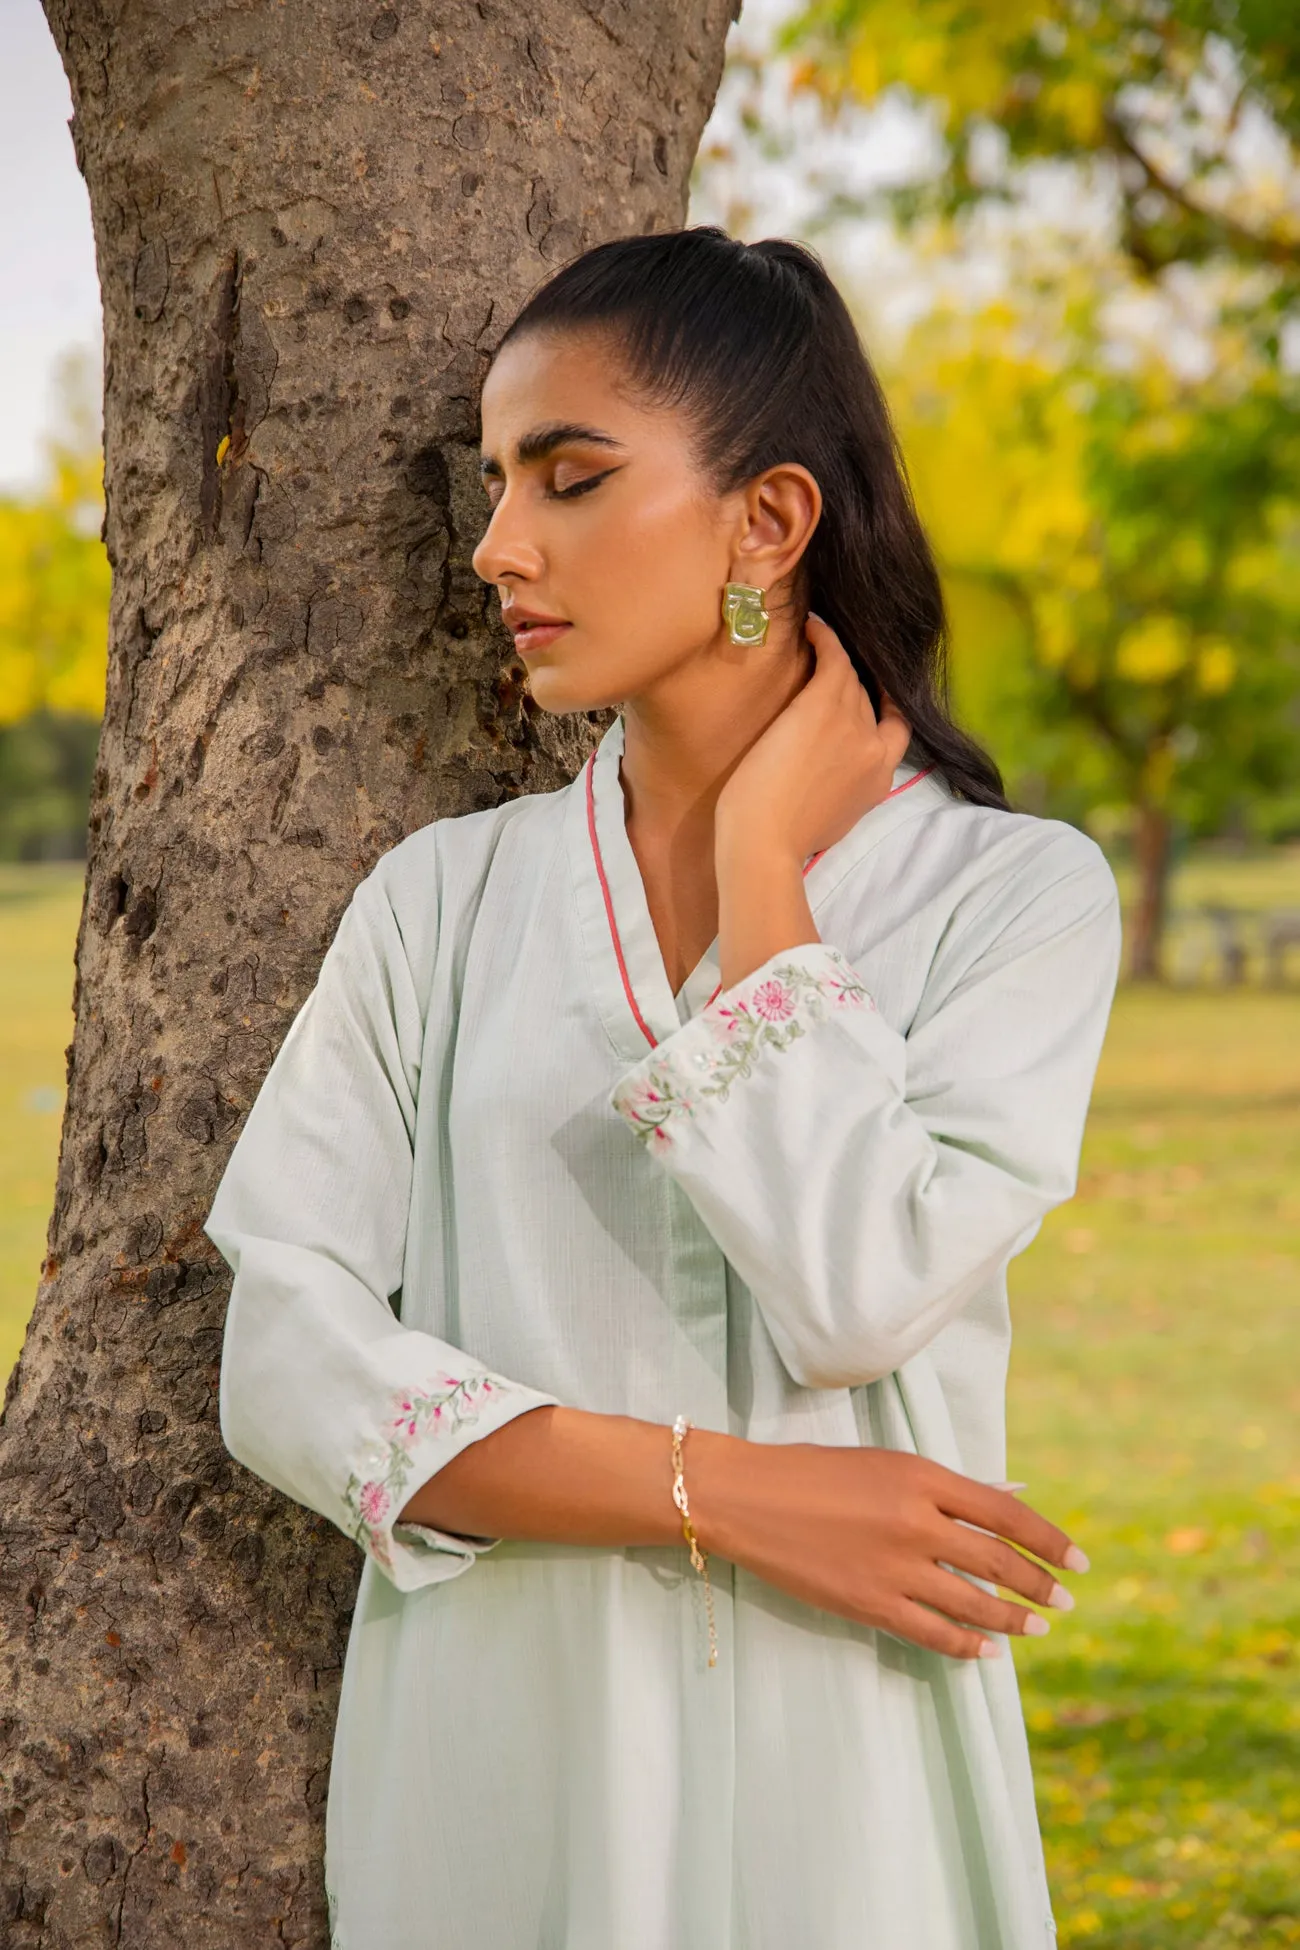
[565,712,946,1060]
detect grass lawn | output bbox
[2,861,1298,1945]
[1009,986,1300,1947]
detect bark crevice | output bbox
[198,250,241,543]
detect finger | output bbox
[865,689,910,761]
[941,1526,1074,1613]
[804,612,852,667]
[884,1597,1003,1662]
[931,1471,1090,1576]
[914,1564,1052,1642]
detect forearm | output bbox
[715,824,819,990]
[397,1403,742,1550]
[400,1402,1091,1662]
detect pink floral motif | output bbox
[610,944,878,1149]
[343,1371,515,1570]
[392,1399,422,1444]
[357,1481,390,1527]
[751,979,796,1022]
[621,1077,669,1117]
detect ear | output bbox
[730,463,822,590]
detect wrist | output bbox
[715,813,803,876]
[674,1425,758,1563]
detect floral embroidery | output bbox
[751,978,797,1022]
[611,946,876,1153]
[343,1371,511,1571]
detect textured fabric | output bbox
[204,711,1122,1949]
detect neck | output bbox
[616,621,813,840]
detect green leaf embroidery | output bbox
[613,948,875,1152]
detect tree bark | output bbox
[0,3,736,1940]
[1128,798,1172,981]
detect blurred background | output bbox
[2,0,1297,1942]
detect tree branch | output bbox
[1103,109,1300,271]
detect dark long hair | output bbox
[495,225,1009,810]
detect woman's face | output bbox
[471,329,779,716]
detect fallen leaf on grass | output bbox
[1054,1702,1119,1727]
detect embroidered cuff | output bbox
[343,1369,560,1593]
[610,940,877,1155]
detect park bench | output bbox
[1200,904,1250,984]
[1264,908,1300,987]
[1188,904,1300,986]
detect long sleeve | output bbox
[203,866,561,1594]
[609,831,1121,1391]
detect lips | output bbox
[505,609,572,652]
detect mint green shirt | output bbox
[205,712,1121,1948]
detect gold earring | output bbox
[722,582,770,647]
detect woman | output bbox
[205,227,1121,1949]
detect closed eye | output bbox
[550,468,619,500]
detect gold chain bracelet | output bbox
[671,1414,719,1669]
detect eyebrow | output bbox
[479,421,627,478]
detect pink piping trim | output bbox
[586,753,660,1049]
[886,764,935,800]
[586,753,934,1047]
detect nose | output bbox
[471,491,545,588]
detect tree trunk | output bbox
[0,3,736,1940]
[1129,799,1172,981]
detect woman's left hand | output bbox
[716,614,912,863]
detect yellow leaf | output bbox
[1035,592,1081,668]
[1195,639,1236,694]
[216,434,231,467]
[1116,614,1192,684]
[1041,77,1105,145]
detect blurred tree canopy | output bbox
[894,308,1300,975]
[789,0,1300,288]
[0,350,109,859]
[766,0,1300,975]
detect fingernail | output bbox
[1023,1613,1051,1637]
[1063,1545,1091,1573]
[1046,1582,1075,1612]
[977,1638,1002,1658]
[989,1480,1028,1492]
